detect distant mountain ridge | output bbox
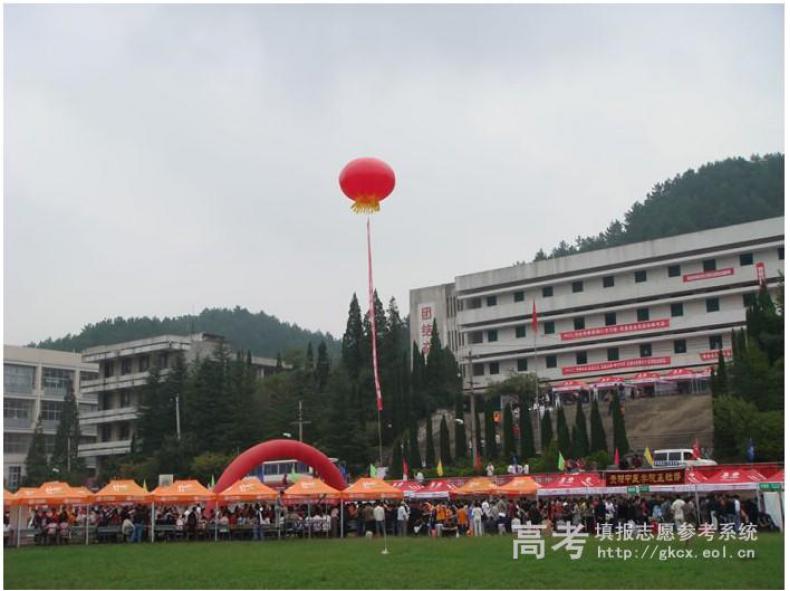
[33,306,341,359]
[535,153,784,261]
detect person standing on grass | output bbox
[671,496,686,532]
[373,502,385,537]
[397,502,409,537]
[472,503,484,537]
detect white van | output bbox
[653,449,718,468]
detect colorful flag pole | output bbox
[436,460,444,477]
[402,457,409,481]
[367,218,384,468]
[558,451,566,472]
[614,447,620,468]
[643,447,654,468]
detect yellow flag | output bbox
[644,447,654,467]
[142,480,148,492]
[436,460,444,477]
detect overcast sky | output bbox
[5,4,784,346]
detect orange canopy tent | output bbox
[4,489,16,507]
[496,476,540,498]
[217,477,278,505]
[282,476,341,504]
[151,480,215,504]
[342,478,404,501]
[15,481,94,506]
[93,480,151,504]
[453,477,498,497]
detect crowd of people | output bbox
[5,491,776,547]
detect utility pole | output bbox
[467,349,478,469]
[291,400,311,442]
[175,393,181,441]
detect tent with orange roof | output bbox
[496,476,540,498]
[217,477,278,505]
[342,477,403,501]
[282,476,341,504]
[4,489,15,507]
[15,481,93,506]
[452,477,498,497]
[151,479,215,504]
[93,480,151,504]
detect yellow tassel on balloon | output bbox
[351,195,381,214]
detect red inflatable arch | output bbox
[214,439,346,494]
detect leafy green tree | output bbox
[473,399,483,457]
[305,342,314,372]
[540,409,553,451]
[589,400,607,454]
[439,416,452,467]
[572,399,589,459]
[322,368,369,473]
[611,396,630,457]
[519,398,535,459]
[454,394,467,460]
[50,380,85,483]
[408,416,422,470]
[341,294,364,381]
[556,406,571,459]
[502,404,515,460]
[388,439,404,480]
[424,416,436,468]
[316,341,331,392]
[24,418,49,486]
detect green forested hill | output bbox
[535,153,784,260]
[33,306,340,360]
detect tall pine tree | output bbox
[572,399,590,459]
[611,395,630,458]
[424,415,436,468]
[454,393,467,460]
[502,403,515,460]
[556,406,571,459]
[24,418,50,486]
[439,415,452,466]
[589,399,607,454]
[519,398,535,459]
[540,409,553,452]
[50,379,85,483]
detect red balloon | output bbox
[339,157,396,214]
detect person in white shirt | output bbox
[522,463,530,475]
[471,503,484,537]
[396,503,409,537]
[733,495,742,533]
[486,463,495,477]
[415,471,425,484]
[373,503,386,537]
[671,497,686,530]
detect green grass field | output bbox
[4,533,783,589]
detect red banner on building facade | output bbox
[756,262,766,286]
[562,356,671,375]
[699,349,732,361]
[682,268,734,282]
[560,319,669,341]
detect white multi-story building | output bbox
[3,346,99,489]
[78,333,283,471]
[410,217,784,392]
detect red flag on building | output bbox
[402,457,409,481]
[614,448,620,468]
[531,301,538,333]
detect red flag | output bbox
[614,448,620,467]
[531,301,538,333]
[692,439,701,460]
[402,457,409,481]
[367,219,383,412]
[474,452,482,472]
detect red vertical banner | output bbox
[756,262,766,286]
[367,219,383,412]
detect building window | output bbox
[603,275,615,288]
[486,295,497,307]
[604,312,617,326]
[709,335,723,350]
[667,264,681,278]
[469,298,482,309]
[706,298,720,313]
[514,291,525,303]
[575,351,587,365]
[119,423,131,440]
[42,368,74,396]
[639,344,652,358]
[120,390,131,408]
[103,361,114,378]
[739,253,754,266]
[4,399,32,423]
[487,330,498,343]
[542,286,553,298]
[473,364,485,377]
[40,401,63,423]
[544,321,555,335]
[517,358,528,372]
[545,355,557,369]
[743,293,756,308]
[634,270,647,283]
[80,371,98,383]
[703,259,716,272]
[121,359,132,375]
[573,317,585,330]
[607,347,619,362]
[4,364,35,394]
[3,434,27,455]
[671,302,684,317]
[636,308,650,322]
[572,281,584,293]
[515,326,526,339]
[100,425,112,442]
[139,355,150,372]
[488,362,500,375]
[674,339,687,354]
[779,247,784,260]
[157,352,169,369]
[471,332,483,344]
[7,466,22,490]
